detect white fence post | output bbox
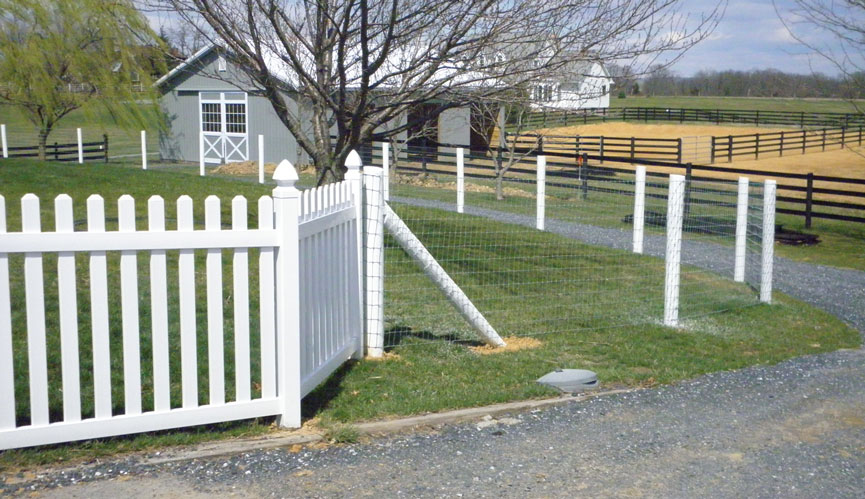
[536,155,546,230]
[734,177,749,282]
[382,142,390,201]
[664,174,686,327]
[76,128,83,164]
[345,151,366,359]
[362,158,385,358]
[258,134,265,184]
[760,180,776,303]
[456,147,465,213]
[141,130,147,170]
[199,132,205,176]
[272,159,302,427]
[1,124,7,158]
[633,166,646,254]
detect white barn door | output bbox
[199,92,249,164]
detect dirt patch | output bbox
[396,174,534,199]
[366,351,403,362]
[212,161,316,176]
[469,336,543,355]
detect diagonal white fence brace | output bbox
[734,177,749,282]
[382,203,506,347]
[760,180,777,303]
[633,166,646,254]
[664,174,686,327]
[536,155,546,230]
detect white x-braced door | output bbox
[200,92,249,164]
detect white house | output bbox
[531,60,614,110]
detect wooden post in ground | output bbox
[728,135,733,163]
[802,130,807,154]
[760,180,777,304]
[805,172,814,229]
[755,133,760,160]
[633,166,646,254]
[103,135,109,163]
[581,153,589,200]
[630,137,635,161]
[1,124,7,158]
[710,136,716,163]
[779,131,784,157]
[664,174,686,327]
[734,177,749,282]
[677,138,682,164]
[822,128,827,151]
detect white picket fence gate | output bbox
[0,159,364,450]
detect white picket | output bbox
[177,195,198,407]
[232,196,251,402]
[148,196,171,412]
[55,195,81,422]
[205,196,225,405]
[87,195,112,418]
[118,195,142,415]
[21,195,49,426]
[0,196,14,429]
[258,196,276,399]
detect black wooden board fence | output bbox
[3,135,109,162]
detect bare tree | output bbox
[145,0,724,183]
[775,0,865,108]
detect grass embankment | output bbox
[0,159,859,469]
[610,96,865,114]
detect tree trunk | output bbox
[495,174,504,201]
[37,129,49,161]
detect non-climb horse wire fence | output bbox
[367,142,773,349]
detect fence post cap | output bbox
[345,150,363,171]
[273,159,298,187]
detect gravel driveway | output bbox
[6,199,865,498]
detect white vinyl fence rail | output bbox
[0,159,363,450]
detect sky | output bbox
[669,0,851,76]
[142,0,859,78]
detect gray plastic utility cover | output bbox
[537,369,599,393]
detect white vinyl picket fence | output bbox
[0,159,363,450]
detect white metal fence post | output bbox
[1,124,7,158]
[760,180,776,303]
[363,159,385,358]
[734,177,749,282]
[76,128,83,164]
[382,142,390,201]
[141,130,147,170]
[536,155,546,230]
[345,151,366,359]
[633,166,646,253]
[271,159,302,428]
[456,147,465,214]
[664,174,686,327]
[199,132,205,176]
[258,135,265,184]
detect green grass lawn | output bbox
[610,96,865,114]
[0,159,860,469]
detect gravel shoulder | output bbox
[5,198,865,498]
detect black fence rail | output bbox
[365,139,865,228]
[3,134,109,162]
[517,106,865,130]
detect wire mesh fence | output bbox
[371,142,767,349]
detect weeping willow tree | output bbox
[0,0,165,160]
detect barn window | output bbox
[225,103,246,134]
[201,103,222,132]
[218,55,227,72]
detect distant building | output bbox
[531,60,614,110]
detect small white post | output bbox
[734,177,749,282]
[633,166,646,254]
[664,174,686,327]
[1,124,7,158]
[271,159,302,428]
[760,180,776,303]
[344,151,366,360]
[199,131,205,176]
[363,160,386,358]
[258,134,265,184]
[382,142,390,201]
[76,128,83,164]
[536,155,546,230]
[141,130,147,170]
[456,147,465,213]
